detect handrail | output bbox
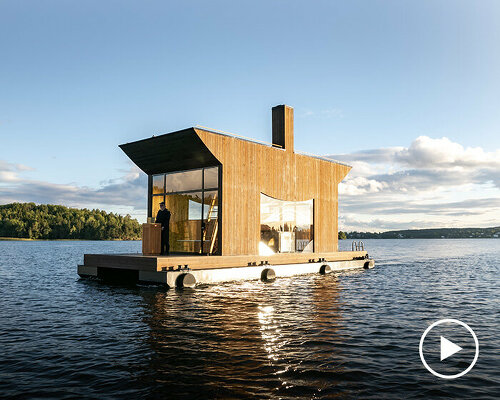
[351,241,365,251]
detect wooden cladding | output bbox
[121,105,351,257]
[194,128,350,256]
[142,223,161,256]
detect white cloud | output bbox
[0,160,34,182]
[1,134,498,231]
[329,136,500,231]
[330,136,500,171]
[339,176,388,195]
[396,136,500,169]
[0,160,147,220]
[300,108,344,119]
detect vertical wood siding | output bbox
[195,129,350,256]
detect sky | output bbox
[0,0,499,231]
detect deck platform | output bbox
[78,251,374,288]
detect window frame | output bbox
[149,166,221,255]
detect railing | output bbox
[351,241,365,251]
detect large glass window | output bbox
[204,167,219,189]
[151,167,220,254]
[152,194,165,220]
[166,192,203,253]
[166,169,202,193]
[202,190,219,254]
[260,193,313,255]
[152,175,164,194]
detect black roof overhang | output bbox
[119,128,220,175]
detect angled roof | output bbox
[119,128,220,175]
[120,126,350,175]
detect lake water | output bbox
[0,239,498,399]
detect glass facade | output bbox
[203,167,219,189]
[202,190,219,254]
[166,169,202,193]
[260,193,313,255]
[151,167,219,254]
[152,175,164,195]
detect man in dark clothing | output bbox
[155,201,171,255]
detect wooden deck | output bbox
[83,251,368,272]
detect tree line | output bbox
[0,203,141,240]
[339,227,500,239]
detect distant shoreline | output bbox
[340,226,499,240]
[0,203,142,241]
[0,237,141,241]
[340,237,498,240]
[1,236,497,242]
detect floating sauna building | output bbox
[78,105,374,287]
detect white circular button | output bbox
[419,318,479,379]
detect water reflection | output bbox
[2,240,498,399]
[136,275,347,398]
[137,284,278,398]
[257,305,282,362]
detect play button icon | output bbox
[440,336,462,361]
[420,319,479,379]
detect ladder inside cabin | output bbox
[201,194,218,254]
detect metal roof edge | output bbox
[295,151,352,168]
[120,125,351,169]
[118,127,196,148]
[195,126,351,167]
[194,125,281,148]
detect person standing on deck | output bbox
[155,202,171,255]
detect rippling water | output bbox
[0,239,498,399]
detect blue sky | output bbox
[1,1,499,230]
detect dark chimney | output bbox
[272,105,294,152]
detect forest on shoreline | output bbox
[2,202,497,242]
[339,227,500,239]
[0,203,141,240]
